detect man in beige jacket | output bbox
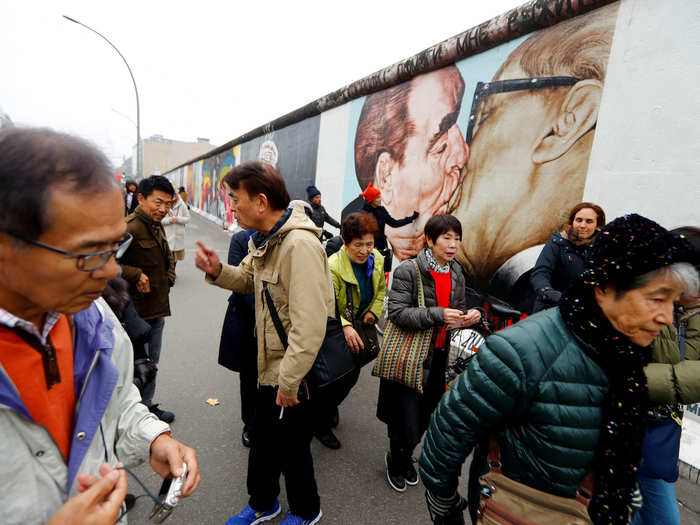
[195,161,332,525]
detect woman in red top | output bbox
[377,214,483,493]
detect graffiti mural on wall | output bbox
[169,145,239,226]
[239,115,321,201]
[167,1,697,311]
[342,3,618,309]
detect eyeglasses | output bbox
[8,232,133,272]
[464,76,580,145]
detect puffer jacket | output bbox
[388,249,467,334]
[329,246,385,326]
[120,207,176,320]
[207,204,335,395]
[531,232,589,312]
[419,307,609,500]
[645,305,700,405]
[0,298,169,525]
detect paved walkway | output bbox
[123,212,699,524]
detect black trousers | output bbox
[311,366,360,432]
[247,385,320,519]
[238,337,258,430]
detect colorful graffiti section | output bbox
[167,145,239,227]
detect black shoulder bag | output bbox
[343,284,380,367]
[263,283,355,389]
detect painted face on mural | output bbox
[448,13,612,286]
[376,68,468,261]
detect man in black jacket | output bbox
[306,185,340,241]
[218,228,257,448]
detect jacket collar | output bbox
[251,204,321,251]
[0,302,115,417]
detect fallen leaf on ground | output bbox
[205,398,220,406]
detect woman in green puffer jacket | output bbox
[312,212,386,450]
[419,215,699,525]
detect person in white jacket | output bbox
[0,127,201,524]
[161,193,191,269]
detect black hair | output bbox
[0,126,118,239]
[222,161,290,211]
[424,214,462,244]
[137,175,175,199]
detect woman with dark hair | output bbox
[378,214,482,493]
[419,214,698,525]
[314,212,387,450]
[531,202,606,312]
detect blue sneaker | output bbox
[225,500,281,525]
[279,509,323,525]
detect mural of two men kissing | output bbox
[346,3,618,311]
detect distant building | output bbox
[0,107,13,129]
[133,135,215,178]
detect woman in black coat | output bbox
[531,202,606,312]
[218,228,257,447]
[377,214,482,494]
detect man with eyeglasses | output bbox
[448,4,617,297]
[119,175,178,423]
[0,127,200,525]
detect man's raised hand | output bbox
[195,240,222,279]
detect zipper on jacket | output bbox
[74,350,101,416]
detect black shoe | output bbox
[149,404,175,423]
[385,451,406,492]
[124,493,136,512]
[315,428,341,450]
[404,457,418,486]
[241,428,252,448]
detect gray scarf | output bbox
[423,248,450,273]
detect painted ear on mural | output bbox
[374,151,396,205]
[531,79,603,164]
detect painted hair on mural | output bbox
[354,65,465,190]
[498,3,618,82]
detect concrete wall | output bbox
[167,0,698,296]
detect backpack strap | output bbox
[263,282,288,350]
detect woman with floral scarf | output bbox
[377,214,483,494]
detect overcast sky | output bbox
[0,0,523,167]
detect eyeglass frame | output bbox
[6,232,133,272]
[464,76,581,146]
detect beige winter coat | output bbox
[206,204,335,395]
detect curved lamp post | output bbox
[63,15,142,179]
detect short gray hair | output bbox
[616,262,699,298]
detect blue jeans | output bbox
[631,474,680,525]
[141,317,165,407]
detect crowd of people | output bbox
[0,125,698,525]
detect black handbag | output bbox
[343,284,380,367]
[263,283,355,389]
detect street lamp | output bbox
[63,15,142,179]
